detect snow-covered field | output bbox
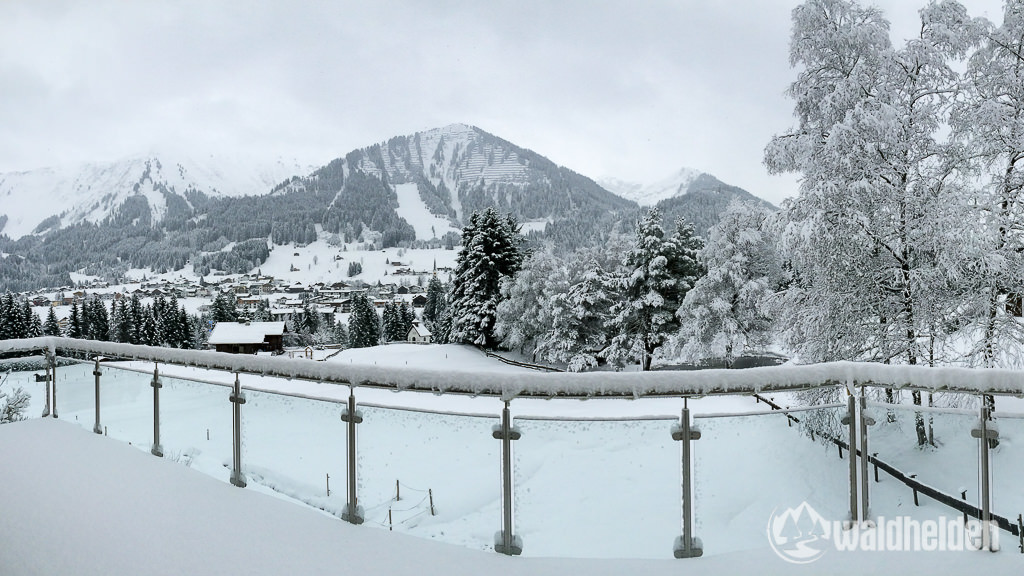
[2,344,1023,573]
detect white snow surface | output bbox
[207,322,286,345]
[600,166,704,206]
[2,386,1021,574]
[393,182,458,240]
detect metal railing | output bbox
[2,336,1023,558]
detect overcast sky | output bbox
[0,0,1006,206]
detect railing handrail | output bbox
[3,337,1024,400]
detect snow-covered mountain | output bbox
[0,153,315,239]
[598,167,704,207]
[307,123,633,225]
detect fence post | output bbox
[492,400,522,555]
[971,400,998,551]
[151,364,163,457]
[229,373,246,487]
[93,357,102,435]
[340,389,363,524]
[673,399,703,558]
[49,352,58,418]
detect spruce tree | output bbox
[347,293,380,348]
[605,209,704,370]
[448,208,525,348]
[43,307,61,337]
[423,276,446,323]
[68,301,83,339]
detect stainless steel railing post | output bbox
[93,357,102,435]
[229,372,247,487]
[673,399,702,558]
[151,364,163,457]
[492,400,521,555]
[340,389,363,524]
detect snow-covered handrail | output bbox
[2,337,1024,400]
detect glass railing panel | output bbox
[868,395,979,516]
[357,404,500,550]
[0,355,52,418]
[693,402,849,556]
[990,397,1024,537]
[513,416,680,559]
[241,389,346,514]
[157,374,235,484]
[93,364,158,451]
[50,358,95,427]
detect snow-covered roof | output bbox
[208,322,286,345]
[409,324,432,337]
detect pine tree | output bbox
[605,209,704,370]
[128,294,144,344]
[398,302,415,340]
[43,307,61,336]
[253,299,271,322]
[448,208,525,348]
[68,300,83,339]
[381,301,400,342]
[347,292,380,348]
[332,321,349,348]
[423,275,447,324]
[25,302,43,338]
[300,302,320,335]
[0,293,11,339]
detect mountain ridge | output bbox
[0,123,774,292]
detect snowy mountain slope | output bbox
[341,123,634,224]
[599,167,704,207]
[0,153,315,239]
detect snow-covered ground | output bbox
[2,345,1023,573]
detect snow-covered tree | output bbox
[381,301,401,342]
[951,4,1024,369]
[494,245,569,357]
[766,0,978,444]
[68,300,82,339]
[448,208,525,348]
[0,383,29,424]
[675,200,779,366]
[43,307,61,337]
[605,209,704,370]
[539,264,616,372]
[423,275,447,325]
[348,292,380,348]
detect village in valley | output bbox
[16,248,455,353]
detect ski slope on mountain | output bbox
[393,182,459,240]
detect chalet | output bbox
[208,321,287,354]
[397,286,409,295]
[31,296,50,307]
[411,294,428,308]
[407,322,432,343]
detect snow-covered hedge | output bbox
[2,337,1023,400]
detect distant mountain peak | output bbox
[598,166,704,206]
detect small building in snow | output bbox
[407,323,432,343]
[208,321,287,354]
